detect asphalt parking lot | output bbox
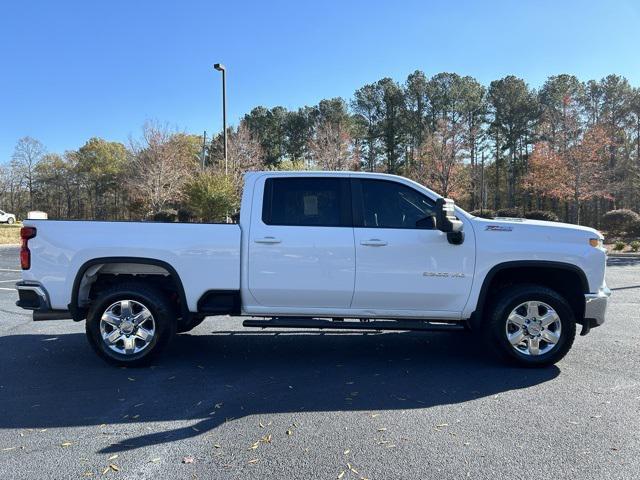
[0,246,638,479]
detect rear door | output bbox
[350,178,475,314]
[247,176,355,308]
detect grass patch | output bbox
[0,224,22,245]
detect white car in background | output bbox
[0,210,16,224]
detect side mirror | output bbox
[435,198,464,245]
[416,215,437,229]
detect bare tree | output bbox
[408,119,469,199]
[307,119,356,170]
[228,122,265,183]
[11,136,45,209]
[128,122,198,216]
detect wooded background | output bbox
[5,71,640,230]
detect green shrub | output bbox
[183,171,238,222]
[177,208,193,223]
[601,209,640,236]
[495,208,521,218]
[630,241,640,252]
[152,209,177,222]
[524,210,559,222]
[613,240,626,251]
[628,219,640,238]
[469,209,495,219]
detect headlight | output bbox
[589,238,603,248]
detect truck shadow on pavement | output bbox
[0,328,559,453]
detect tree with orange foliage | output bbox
[526,126,612,224]
[524,141,571,204]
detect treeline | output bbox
[4,71,640,226]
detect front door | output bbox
[248,176,355,309]
[350,178,475,315]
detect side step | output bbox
[33,310,73,321]
[242,317,465,332]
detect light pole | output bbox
[214,63,227,175]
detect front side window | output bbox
[262,177,350,227]
[358,179,435,229]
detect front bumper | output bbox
[584,286,611,327]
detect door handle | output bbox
[254,236,282,244]
[360,239,387,247]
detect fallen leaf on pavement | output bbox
[182,456,195,464]
[108,454,118,460]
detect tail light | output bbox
[20,226,37,270]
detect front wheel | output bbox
[486,284,576,367]
[86,282,176,366]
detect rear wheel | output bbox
[486,284,576,367]
[86,282,176,366]
[7,217,14,224]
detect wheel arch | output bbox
[470,260,588,330]
[69,257,189,322]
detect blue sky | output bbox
[1,0,639,161]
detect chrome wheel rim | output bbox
[505,301,561,356]
[99,300,156,355]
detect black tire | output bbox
[177,315,206,333]
[86,281,176,366]
[7,217,14,224]
[485,284,576,367]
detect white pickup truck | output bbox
[16,171,610,367]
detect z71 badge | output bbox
[485,225,513,232]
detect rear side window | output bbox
[262,177,351,227]
[357,179,435,229]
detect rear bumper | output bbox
[16,281,49,310]
[584,286,611,327]
[16,282,71,320]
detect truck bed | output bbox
[22,220,241,312]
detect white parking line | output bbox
[0,287,16,291]
[0,279,20,283]
[0,268,20,272]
